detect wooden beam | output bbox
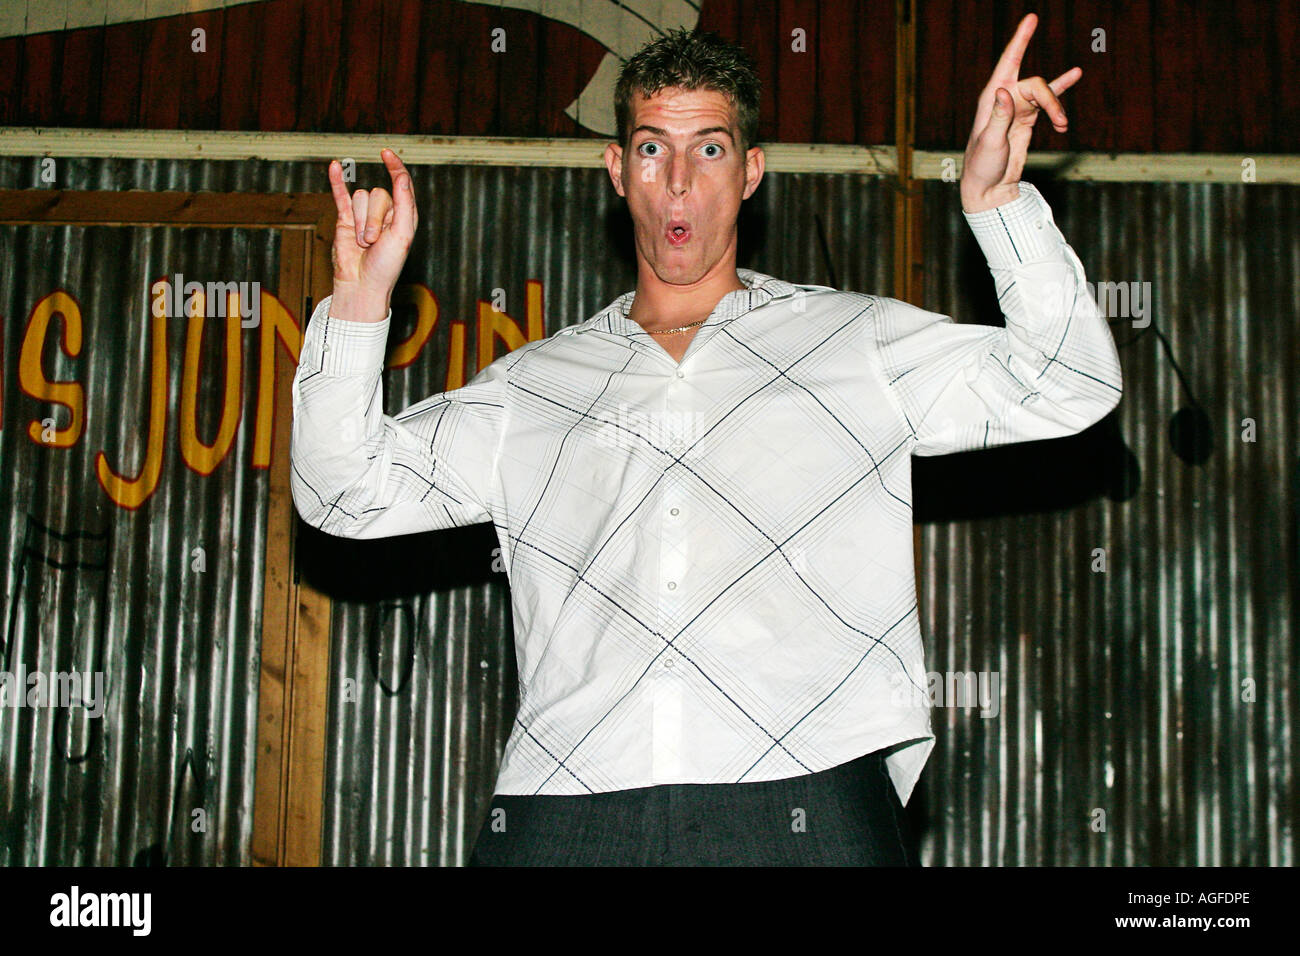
[912,149,1291,183]
[3,128,1292,181]
[0,189,333,230]
[0,127,895,175]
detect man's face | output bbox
[604,86,764,287]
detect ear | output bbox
[742,145,765,200]
[604,143,626,197]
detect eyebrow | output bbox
[631,125,735,143]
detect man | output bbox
[291,18,1121,866]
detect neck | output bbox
[628,255,747,332]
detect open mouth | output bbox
[666,221,691,247]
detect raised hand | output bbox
[327,148,419,323]
[960,13,1081,213]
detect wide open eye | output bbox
[701,143,723,158]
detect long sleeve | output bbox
[290,295,507,538]
[867,180,1123,457]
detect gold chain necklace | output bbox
[646,318,707,335]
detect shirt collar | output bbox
[571,268,801,338]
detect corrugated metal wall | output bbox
[0,202,280,863]
[915,179,1298,865]
[2,155,1292,866]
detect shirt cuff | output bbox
[300,294,392,376]
[961,180,1062,268]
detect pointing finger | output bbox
[992,12,1038,81]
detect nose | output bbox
[666,150,690,198]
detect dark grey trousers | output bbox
[466,749,921,866]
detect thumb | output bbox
[985,87,1014,137]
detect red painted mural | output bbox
[0,0,1286,152]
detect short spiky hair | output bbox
[614,27,762,153]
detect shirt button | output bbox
[664,656,676,669]
[669,507,679,516]
[666,581,677,590]
[676,370,685,378]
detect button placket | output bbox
[656,475,687,693]
[652,473,685,780]
[659,453,689,604]
[659,527,688,600]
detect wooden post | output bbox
[894,0,923,307]
[253,203,337,867]
[894,0,927,592]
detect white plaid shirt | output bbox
[291,181,1122,801]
